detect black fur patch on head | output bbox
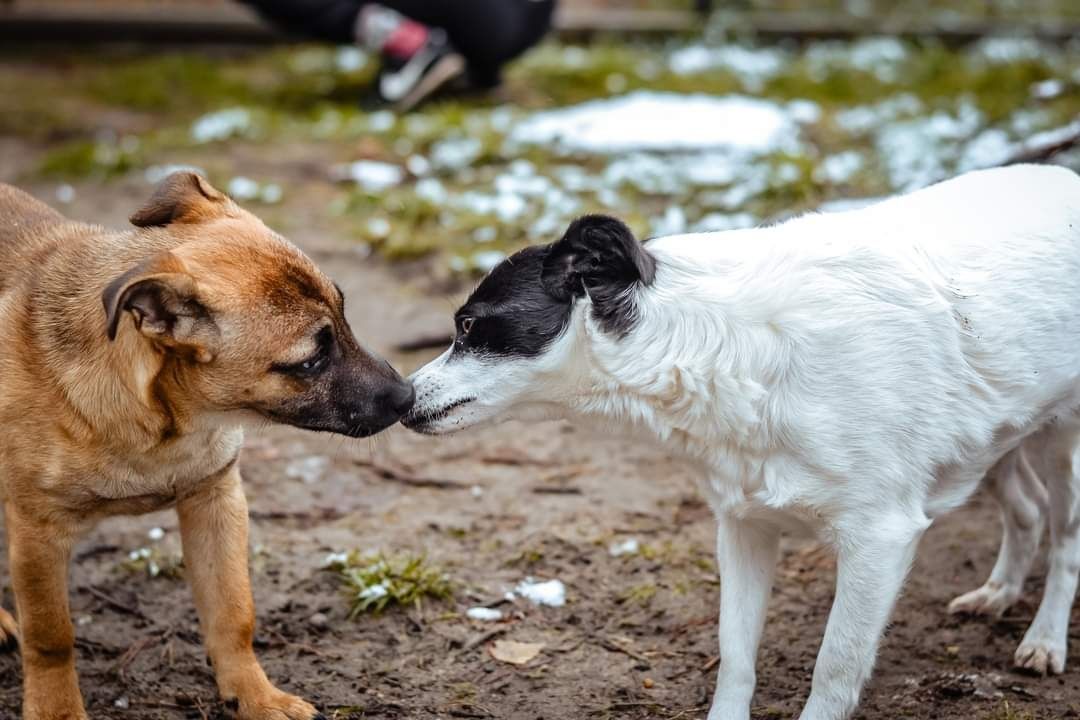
[453,245,573,359]
[540,214,655,336]
[450,215,655,360]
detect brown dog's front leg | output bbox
[5,502,87,720]
[177,463,321,720]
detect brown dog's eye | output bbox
[460,317,474,334]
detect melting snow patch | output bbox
[669,45,787,89]
[466,607,504,621]
[359,583,388,601]
[514,578,566,607]
[511,92,802,155]
[609,538,640,557]
[431,137,483,170]
[813,151,864,184]
[55,184,75,204]
[144,164,206,184]
[334,46,369,73]
[286,456,330,484]
[876,102,983,191]
[191,108,253,143]
[334,160,405,192]
[471,250,507,272]
[691,212,758,232]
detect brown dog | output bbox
[0,171,414,720]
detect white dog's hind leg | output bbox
[707,515,780,720]
[798,514,927,720]
[949,449,1046,617]
[1015,425,1080,675]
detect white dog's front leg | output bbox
[708,514,780,720]
[798,516,927,720]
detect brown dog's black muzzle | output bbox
[265,348,414,438]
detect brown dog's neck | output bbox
[30,223,202,451]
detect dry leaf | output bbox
[489,639,544,665]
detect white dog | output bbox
[404,164,1080,720]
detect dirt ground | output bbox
[0,166,1077,720]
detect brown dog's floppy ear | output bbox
[130,171,230,228]
[102,251,217,361]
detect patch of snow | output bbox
[366,217,391,239]
[415,177,448,205]
[691,212,758,232]
[335,160,405,192]
[144,164,206,184]
[334,46,368,73]
[191,108,253,144]
[975,37,1044,63]
[875,102,983,191]
[406,154,431,176]
[816,197,884,214]
[511,92,802,155]
[367,110,396,132]
[609,538,640,557]
[466,607,503,621]
[55,184,75,204]
[323,551,351,567]
[359,583,388,600]
[514,578,566,607]
[471,250,506,272]
[669,45,787,89]
[651,206,687,237]
[431,137,483,170]
[836,94,922,135]
[1031,78,1064,99]
[285,455,330,484]
[227,176,261,200]
[958,128,1012,171]
[813,151,864,184]
[455,191,527,221]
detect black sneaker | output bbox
[375,28,466,113]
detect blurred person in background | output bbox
[241,0,557,111]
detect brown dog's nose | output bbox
[386,381,416,417]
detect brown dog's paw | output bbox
[236,690,322,720]
[0,607,18,650]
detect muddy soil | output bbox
[1,169,1079,720]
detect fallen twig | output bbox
[459,627,507,655]
[353,458,467,490]
[86,586,145,619]
[531,485,583,495]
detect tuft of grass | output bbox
[993,702,1035,720]
[619,582,659,606]
[326,551,453,616]
[121,546,184,580]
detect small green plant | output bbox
[326,551,453,616]
[993,701,1035,720]
[121,546,184,580]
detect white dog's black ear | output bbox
[541,215,655,299]
[540,215,656,335]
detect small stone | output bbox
[642,678,655,689]
[309,612,329,630]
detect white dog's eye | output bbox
[460,317,474,334]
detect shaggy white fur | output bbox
[408,164,1080,719]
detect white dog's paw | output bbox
[1014,635,1067,675]
[947,582,1019,617]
